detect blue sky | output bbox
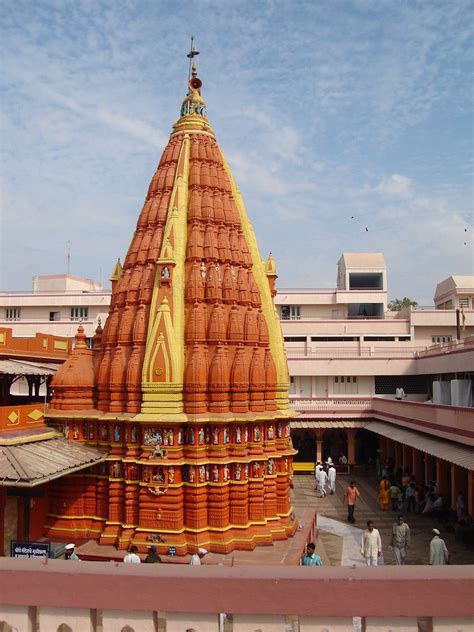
[0,0,472,303]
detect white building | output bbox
[0,275,110,340]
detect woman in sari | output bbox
[379,477,391,511]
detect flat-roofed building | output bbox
[0,274,110,340]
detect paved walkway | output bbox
[292,472,474,566]
[76,471,473,568]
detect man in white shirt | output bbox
[430,529,449,565]
[318,467,328,498]
[190,547,207,565]
[360,521,382,566]
[314,462,321,490]
[124,545,141,563]
[391,515,410,565]
[327,464,337,495]
[395,386,406,400]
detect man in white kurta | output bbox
[314,462,321,490]
[318,467,328,498]
[327,465,336,494]
[430,529,449,565]
[360,521,382,566]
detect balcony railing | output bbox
[416,336,474,357]
[285,346,425,358]
[290,397,373,412]
[0,559,472,631]
[372,397,474,446]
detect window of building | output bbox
[375,375,428,394]
[5,307,20,321]
[431,335,452,344]
[70,307,89,321]
[459,297,470,308]
[281,305,301,320]
[364,336,396,341]
[311,336,358,341]
[334,376,358,394]
[398,336,410,342]
[289,376,296,394]
[49,311,61,321]
[283,336,307,342]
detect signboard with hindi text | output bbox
[10,541,50,559]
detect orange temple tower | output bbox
[45,57,297,554]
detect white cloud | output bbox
[377,174,414,199]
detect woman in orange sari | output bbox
[379,477,391,511]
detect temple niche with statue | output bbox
[44,60,297,555]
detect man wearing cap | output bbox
[64,543,80,561]
[190,547,207,565]
[390,515,410,565]
[144,545,162,563]
[430,529,449,565]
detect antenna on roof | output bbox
[187,36,199,82]
[67,241,71,276]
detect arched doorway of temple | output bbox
[355,428,378,467]
[322,429,347,464]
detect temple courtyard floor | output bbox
[77,471,474,566]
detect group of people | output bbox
[123,544,208,564]
[123,544,162,563]
[359,517,449,567]
[378,461,466,523]
[314,457,337,497]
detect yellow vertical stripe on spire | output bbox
[141,134,191,415]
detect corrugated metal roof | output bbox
[0,438,106,487]
[368,421,474,471]
[291,420,369,429]
[0,358,59,376]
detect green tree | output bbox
[387,297,419,311]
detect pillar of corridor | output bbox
[424,454,435,485]
[402,445,411,472]
[412,449,424,484]
[450,465,467,512]
[436,459,450,503]
[314,434,323,464]
[346,429,355,473]
[394,443,403,471]
[468,471,474,519]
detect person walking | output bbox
[456,492,465,522]
[124,545,141,563]
[389,481,400,511]
[430,529,449,565]
[328,464,337,495]
[405,482,416,513]
[314,462,321,491]
[390,515,410,565]
[344,481,361,523]
[318,466,328,498]
[379,477,391,511]
[301,542,323,566]
[360,521,382,566]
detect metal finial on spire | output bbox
[187,36,200,81]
